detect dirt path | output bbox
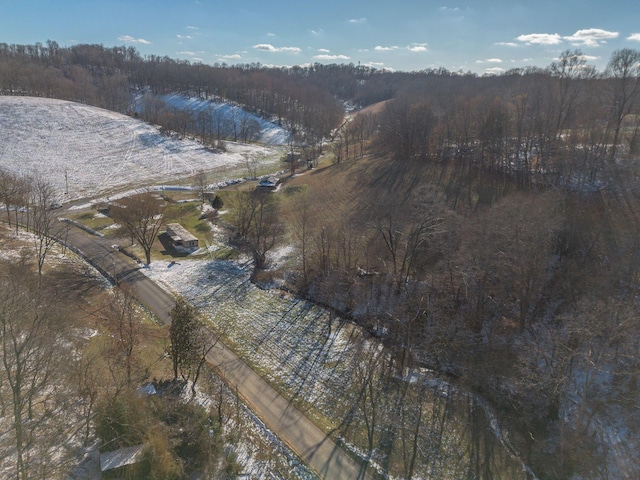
[63,224,374,480]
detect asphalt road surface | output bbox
[63,222,374,480]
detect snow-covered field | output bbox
[157,93,290,145]
[143,258,360,406]
[0,96,285,202]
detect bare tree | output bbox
[0,169,31,235]
[245,155,259,180]
[371,189,444,289]
[0,259,66,479]
[228,190,258,240]
[74,350,102,446]
[549,49,595,139]
[0,168,16,226]
[287,134,300,175]
[168,297,216,395]
[30,175,64,276]
[605,48,640,160]
[246,190,283,269]
[228,189,283,269]
[289,193,312,282]
[195,169,208,206]
[239,112,260,142]
[110,191,165,265]
[103,285,142,387]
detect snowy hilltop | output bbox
[0,96,285,201]
[153,93,290,145]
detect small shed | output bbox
[258,176,280,189]
[100,444,146,473]
[165,223,199,250]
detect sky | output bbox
[1,0,640,74]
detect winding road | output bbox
[62,218,374,480]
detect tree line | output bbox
[371,49,640,190]
[4,41,637,170]
[0,41,344,141]
[270,155,640,478]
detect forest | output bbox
[1,40,640,479]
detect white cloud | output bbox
[627,33,640,42]
[280,46,302,53]
[375,45,400,51]
[118,35,151,45]
[349,17,367,24]
[517,33,562,45]
[564,28,618,46]
[358,61,393,71]
[437,6,467,21]
[310,28,324,36]
[375,44,427,53]
[408,43,428,52]
[317,48,331,53]
[177,34,192,39]
[218,54,242,60]
[186,26,199,30]
[253,43,277,52]
[313,54,351,61]
[253,44,301,54]
[177,51,196,56]
[495,41,519,47]
[485,66,505,74]
[476,58,503,64]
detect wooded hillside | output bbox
[2,40,640,478]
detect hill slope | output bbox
[0,96,284,201]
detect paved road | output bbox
[63,223,374,480]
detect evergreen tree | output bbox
[168,297,199,381]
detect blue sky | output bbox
[1,0,639,74]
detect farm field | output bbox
[0,96,286,202]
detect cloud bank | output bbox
[253,44,301,54]
[118,35,151,45]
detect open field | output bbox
[0,96,286,202]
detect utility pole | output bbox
[112,255,119,286]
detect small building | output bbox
[258,176,280,189]
[100,444,146,473]
[165,223,199,251]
